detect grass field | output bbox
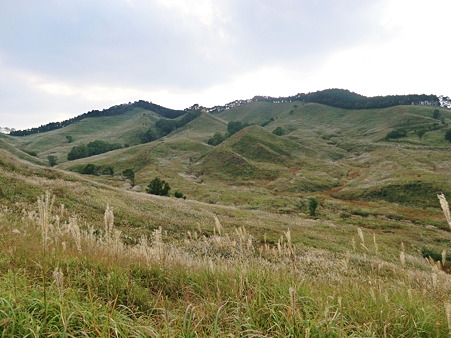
[1,101,451,335]
[0,152,450,336]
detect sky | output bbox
[0,0,450,130]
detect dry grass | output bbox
[0,192,450,336]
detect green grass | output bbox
[0,186,449,336]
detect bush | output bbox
[445,129,451,142]
[23,150,37,157]
[207,132,226,146]
[227,121,249,136]
[47,155,58,167]
[146,177,171,196]
[384,128,407,140]
[174,191,186,199]
[102,166,114,176]
[272,127,285,136]
[308,197,318,216]
[122,169,135,185]
[81,164,98,175]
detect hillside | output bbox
[4,99,449,219]
[0,146,450,335]
[1,92,451,335]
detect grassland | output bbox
[1,101,451,335]
[0,150,450,336]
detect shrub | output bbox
[207,132,226,146]
[47,155,58,167]
[308,197,318,216]
[81,164,98,175]
[445,129,451,142]
[146,177,171,196]
[122,169,135,186]
[174,191,186,199]
[23,150,37,157]
[385,128,407,140]
[272,127,285,136]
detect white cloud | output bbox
[1,0,450,129]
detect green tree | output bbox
[66,135,73,143]
[174,191,186,199]
[432,109,441,120]
[272,127,285,136]
[415,128,427,140]
[102,166,114,176]
[445,129,451,142]
[308,198,319,216]
[81,164,98,175]
[385,128,407,140]
[146,177,171,196]
[47,155,58,167]
[207,132,225,146]
[227,121,248,136]
[122,169,135,186]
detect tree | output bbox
[174,191,186,199]
[227,121,248,136]
[207,132,225,146]
[415,128,427,140]
[308,197,318,216]
[81,164,98,175]
[272,127,285,136]
[66,135,73,143]
[385,128,407,140]
[47,155,58,167]
[445,129,451,142]
[432,109,441,120]
[146,177,171,196]
[122,168,135,186]
[102,166,114,176]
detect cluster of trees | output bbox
[141,111,201,143]
[207,121,249,146]
[67,140,123,161]
[77,164,114,176]
[10,100,187,136]
[272,127,286,136]
[384,128,407,140]
[146,177,186,199]
[251,89,441,110]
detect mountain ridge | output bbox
[9,89,446,136]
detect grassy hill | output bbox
[0,147,450,336]
[3,101,450,217]
[1,94,451,335]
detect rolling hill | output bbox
[3,95,450,216]
[1,90,450,336]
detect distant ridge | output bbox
[201,89,440,114]
[10,89,442,136]
[10,100,186,136]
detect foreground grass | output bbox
[0,193,450,337]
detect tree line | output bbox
[67,140,123,161]
[10,100,187,136]
[286,89,440,109]
[141,111,201,143]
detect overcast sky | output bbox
[1,0,450,129]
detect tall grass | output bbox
[0,192,449,336]
[438,193,451,230]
